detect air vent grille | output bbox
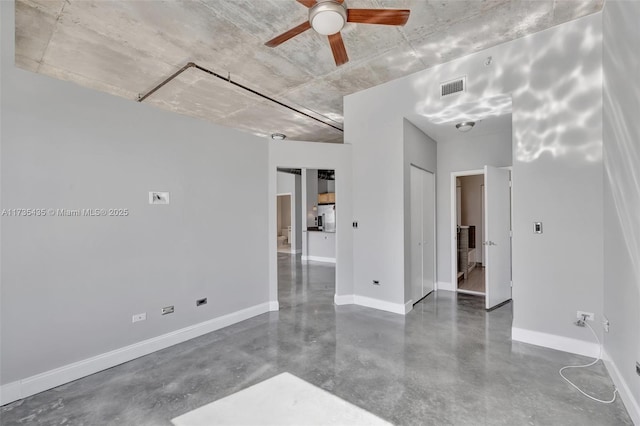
[440,77,466,97]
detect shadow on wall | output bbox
[413,18,602,164]
[604,14,640,294]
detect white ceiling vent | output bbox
[440,77,466,98]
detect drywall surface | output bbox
[345,13,604,347]
[305,169,319,228]
[403,120,437,304]
[268,140,353,299]
[460,175,485,264]
[1,1,269,386]
[436,131,511,290]
[603,0,640,421]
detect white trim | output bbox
[302,255,335,263]
[269,301,279,311]
[334,294,355,305]
[294,249,302,254]
[353,295,410,315]
[0,382,21,406]
[603,350,640,425]
[0,302,271,406]
[511,327,600,358]
[437,281,455,292]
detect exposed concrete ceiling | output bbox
[15,0,603,143]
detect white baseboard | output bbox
[353,295,409,315]
[269,301,279,311]
[511,327,600,358]
[334,294,354,305]
[603,350,640,425]
[437,281,455,291]
[0,302,271,406]
[301,255,335,263]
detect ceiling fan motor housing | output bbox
[309,1,348,35]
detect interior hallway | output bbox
[0,255,631,425]
[458,266,486,293]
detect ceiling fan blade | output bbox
[347,9,410,26]
[296,0,316,7]
[328,32,348,66]
[265,21,312,47]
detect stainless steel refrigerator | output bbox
[318,204,336,232]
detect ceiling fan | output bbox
[265,0,410,66]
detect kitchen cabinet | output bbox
[318,192,335,204]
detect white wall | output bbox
[437,131,511,290]
[603,0,640,422]
[268,141,353,302]
[0,1,269,402]
[403,119,437,305]
[345,14,603,353]
[304,169,318,228]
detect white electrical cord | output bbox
[559,320,618,404]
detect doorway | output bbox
[276,194,293,254]
[451,167,512,310]
[456,173,485,294]
[411,165,436,304]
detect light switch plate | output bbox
[533,222,543,234]
[149,191,170,205]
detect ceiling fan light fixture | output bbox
[455,121,475,132]
[309,2,347,35]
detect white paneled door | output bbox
[411,166,436,304]
[484,165,512,310]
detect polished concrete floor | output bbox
[1,254,632,425]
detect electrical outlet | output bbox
[196,297,207,306]
[603,315,610,332]
[576,311,595,321]
[161,305,174,315]
[372,280,380,286]
[132,313,146,323]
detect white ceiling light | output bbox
[455,121,476,132]
[271,133,287,140]
[309,2,347,35]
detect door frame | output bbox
[450,167,512,297]
[276,192,295,254]
[450,169,485,296]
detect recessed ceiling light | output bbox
[455,121,475,132]
[271,133,287,140]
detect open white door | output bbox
[484,165,512,310]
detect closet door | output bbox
[410,166,423,303]
[421,170,435,296]
[411,166,436,303]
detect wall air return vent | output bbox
[440,77,466,98]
